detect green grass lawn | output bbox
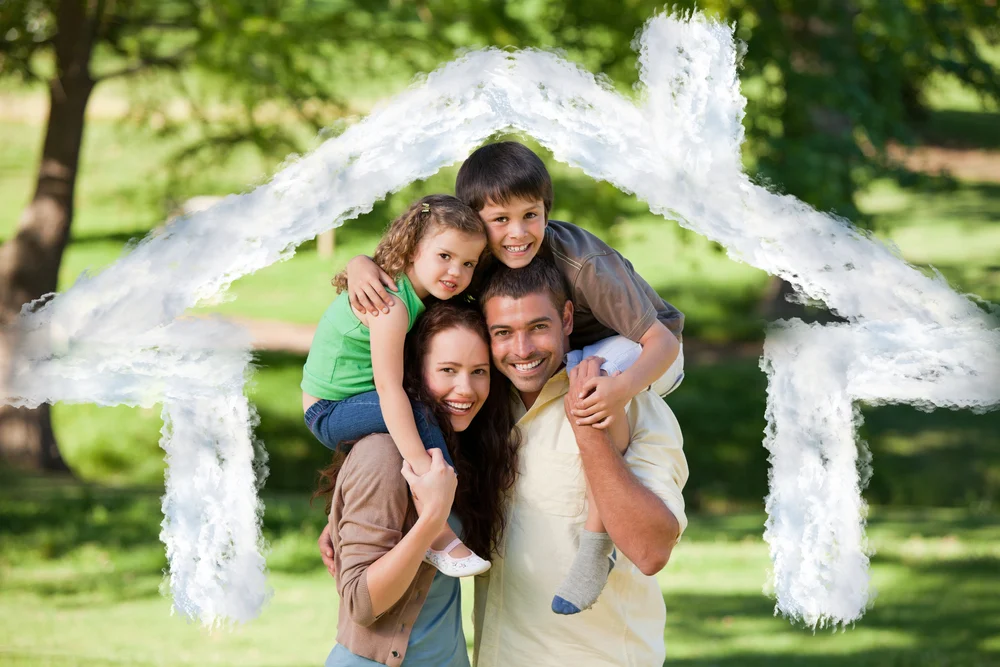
[1,474,998,666]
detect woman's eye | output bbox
[473,369,488,375]
[464,261,475,268]
[493,217,507,224]
[439,253,450,260]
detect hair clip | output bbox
[421,202,431,214]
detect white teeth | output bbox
[505,243,530,252]
[513,359,543,372]
[444,401,473,411]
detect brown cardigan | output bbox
[328,433,438,667]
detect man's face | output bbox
[478,197,547,269]
[483,292,573,406]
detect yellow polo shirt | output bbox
[473,370,689,667]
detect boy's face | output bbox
[478,196,547,269]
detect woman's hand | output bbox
[400,448,456,527]
[317,523,337,579]
[347,255,397,316]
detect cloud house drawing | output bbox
[3,11,998,629]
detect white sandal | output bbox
[424,538,491,577]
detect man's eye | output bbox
[493,330,508,337]
[525,212,537,219]
[533,324,548,331]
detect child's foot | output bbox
[424,538,491,577]
[431,532,472,558]
[551,531,616,615]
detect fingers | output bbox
[378,268,398,292]
[592,415,614,430]
[570,357,604,386]
[400,460,417,485]
[363,284,393,315]
[318,523,334,557]
[574,410,610,426]
[427,448,456,475]
[349,291,366,315]
[318,523,337,577]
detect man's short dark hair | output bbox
[480,252,568,314]
[456,141,554,216]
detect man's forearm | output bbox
[575,425,679,575]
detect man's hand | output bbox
[347,255,397,316]
[318,523,337,579]
[567,356,629,429]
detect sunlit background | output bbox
[1,2,998,665]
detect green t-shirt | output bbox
[301,274,426,400]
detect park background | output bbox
[1,2,998,665]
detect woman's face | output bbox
[422,325,491,433]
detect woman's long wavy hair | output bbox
[331,194,485,293]
[314,301,520,558]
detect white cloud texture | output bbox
[3,11,998,628]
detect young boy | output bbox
[345,141,685,613]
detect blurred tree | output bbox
[0,0,454,470]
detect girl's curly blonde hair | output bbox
[332,194,485,293]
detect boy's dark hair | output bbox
[455,141,554,216]
[479,251,568,313]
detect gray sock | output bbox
[551,530,615,615]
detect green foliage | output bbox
[5,1,998,216]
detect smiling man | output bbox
[474,256,689,667]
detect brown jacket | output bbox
[544,219,684,348]
[328,434,438,667]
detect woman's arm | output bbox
[368,302,434,474]
[366,449,455,615]
[336,437,454,624]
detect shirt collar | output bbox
[512,368,569,425]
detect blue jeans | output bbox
[304,391,454,466]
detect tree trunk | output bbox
[0,0,97,471]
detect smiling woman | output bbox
[314,301,519,667]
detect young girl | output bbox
[302,194,491,577]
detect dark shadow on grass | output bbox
[662,560,1000,666]
[859,403,1000,507]
[917,109,1000,150]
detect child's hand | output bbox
[347,255,397,316]
[570,356,630,429]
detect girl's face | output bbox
[407,225,486,301]
[422,326,491,433]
